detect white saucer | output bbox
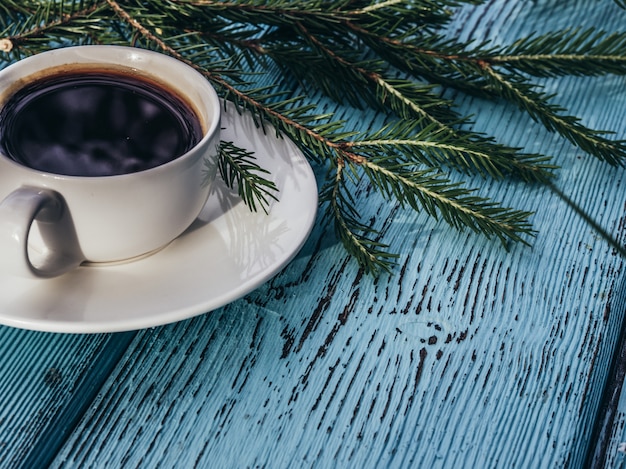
[0,105,318,333]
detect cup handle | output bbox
[0,187,84,278]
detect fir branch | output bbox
[218,141,279,214]
[486,28,626,78]
[479,65,626,166]
[357,156,535,246]
[320,162,398,275]
[339,22,626,167]
[0,0,107,56]
[0,0,624,273]
[346,120,556,182]
[264,19,554,181]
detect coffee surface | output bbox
[0,70,202,176]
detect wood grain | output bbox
[0,1,624,468]
[0,330,135,468]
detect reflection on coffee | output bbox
[0,70,202,176]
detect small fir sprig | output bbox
[0,0,624,274]
[218,141,279,214]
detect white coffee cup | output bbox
[0,46,221,278]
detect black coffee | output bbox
[0,69,202,176]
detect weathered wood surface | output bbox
[1,1,625,468]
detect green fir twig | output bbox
[218,141,279,214]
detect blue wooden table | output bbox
[1,1,625,468]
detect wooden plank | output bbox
[0,1,623,468]
[42,2,626,468]
[0,328,135,468]
[590,288,626,468]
